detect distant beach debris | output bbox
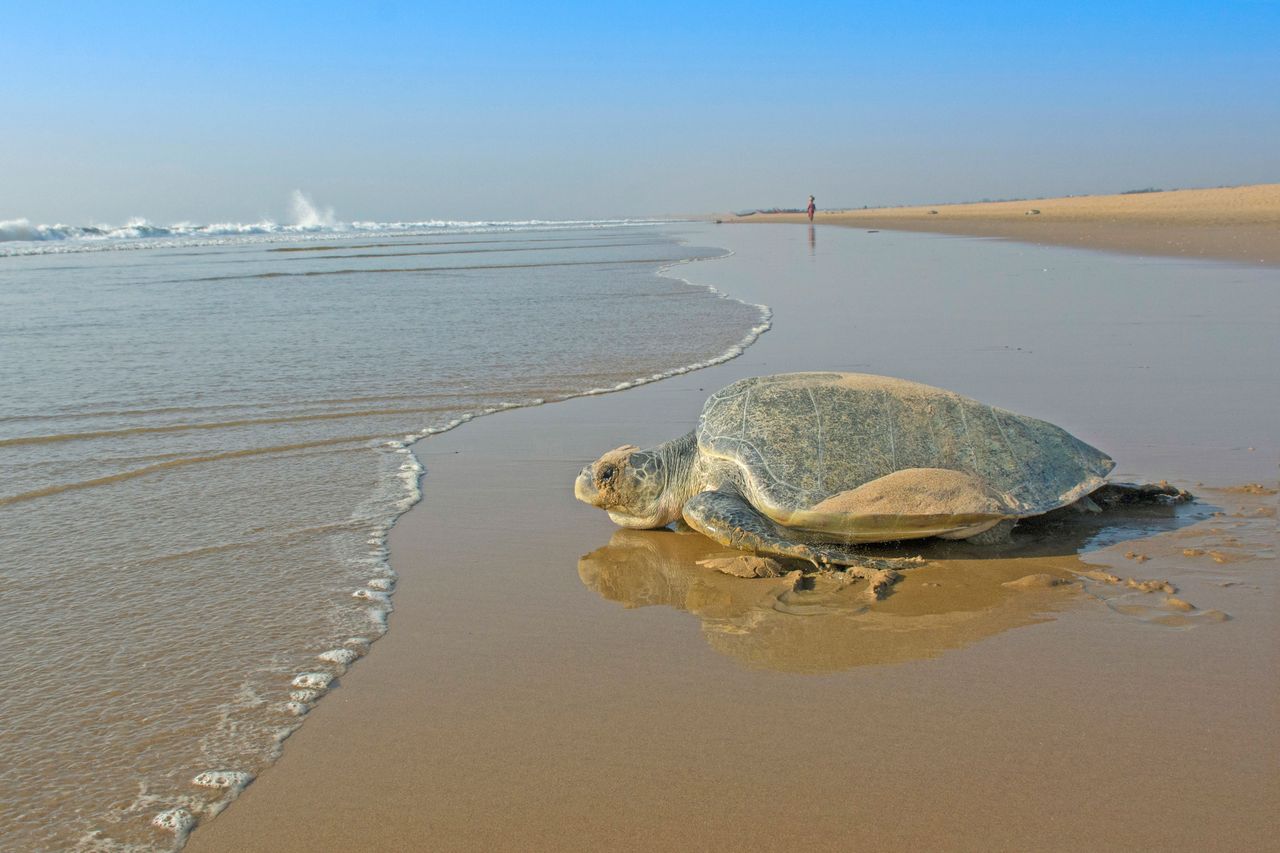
[1121,187,1165,194]
[1025,209,1041,215]
[928,209,939,214]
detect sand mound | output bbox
[1002,574,1073,590]
[697,555,786,578]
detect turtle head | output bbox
[575,443,682,529]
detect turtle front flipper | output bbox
[682,489,912,580]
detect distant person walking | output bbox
[806,195,816,221]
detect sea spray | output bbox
[289,190,337,229]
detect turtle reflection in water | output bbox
[575,373,1188,595]
[578,497,1197,673]
[579,528,1087,672]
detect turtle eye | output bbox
[598,464,616,483]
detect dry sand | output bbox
[188,223,1278,852]
[730,183,1280,265]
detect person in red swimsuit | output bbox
[806,195,816,221]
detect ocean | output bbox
[0,216,767,850]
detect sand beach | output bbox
[730,183,1280,265]
[188,222,1279,851]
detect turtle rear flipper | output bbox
[1090,482,1193,508]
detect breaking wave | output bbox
[0,191,672,257]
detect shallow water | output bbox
[0,223,767,850]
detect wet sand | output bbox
[189,224,1278,851]
[730,183,1280,265]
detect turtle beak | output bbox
[575,465,603,506]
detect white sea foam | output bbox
[271,724,302,752]
[318,647,360,665]
[151,808,195,836]
[290,672,333,691]
[191,770,253,791]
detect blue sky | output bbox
[3,1,1277,223]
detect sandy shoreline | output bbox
[188,224,1278,851]
[728,183,1280,265]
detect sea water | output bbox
[0,219,767,850]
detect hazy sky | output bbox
[3,1,1277,224]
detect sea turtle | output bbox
[575,372,1184,577]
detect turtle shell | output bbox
[696,373,1114,519]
